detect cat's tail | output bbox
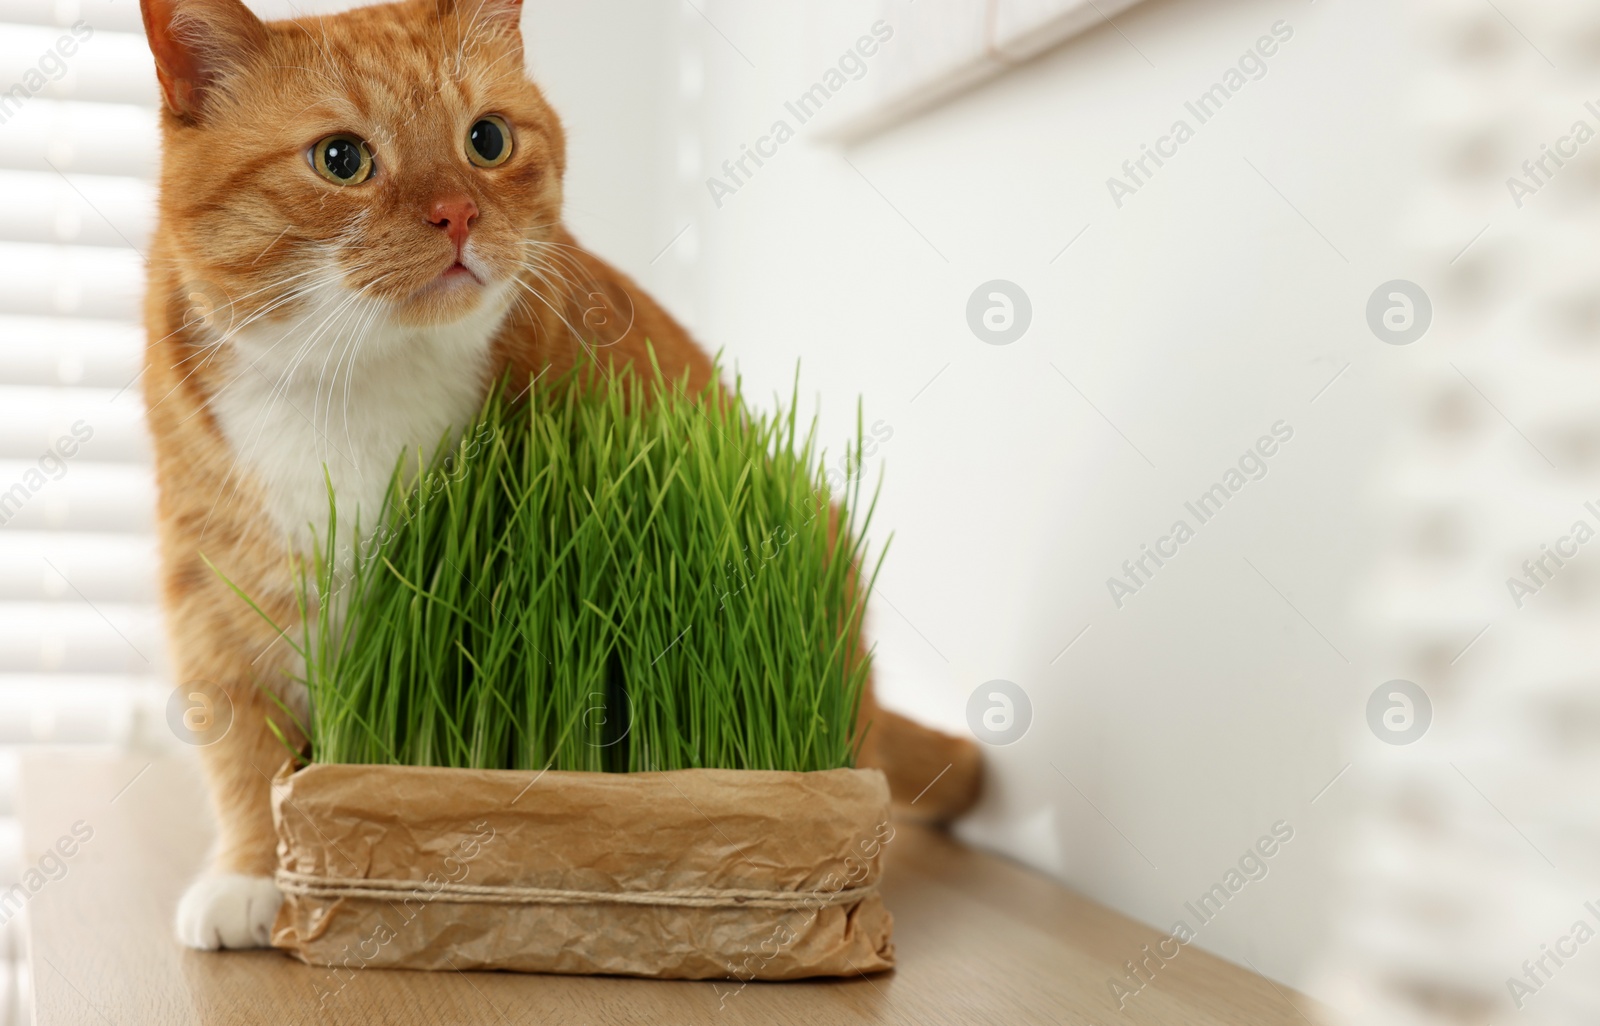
[859,704,983,823]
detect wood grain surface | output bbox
[19,752,1327,1025]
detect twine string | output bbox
[275,869,877,910]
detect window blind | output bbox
[0,1,163,1020]
[1314,2,1600,1022]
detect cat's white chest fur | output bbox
[209,285,508,549]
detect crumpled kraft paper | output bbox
[269,762,895,980]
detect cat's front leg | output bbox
[175,680,300,950]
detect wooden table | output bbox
[19,753,1326,1024]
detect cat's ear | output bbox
[140,0,267,121]
[436,0,524,35]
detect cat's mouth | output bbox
[439,261,481,284]
[392,253,497,322]
[413,259,486,301]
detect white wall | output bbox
[538,0,1414,1003]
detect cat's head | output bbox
[140,0,564,334]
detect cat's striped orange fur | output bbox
[138,0,980,949]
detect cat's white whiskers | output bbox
[145,265,334,412]
[200,306,364,542]
[275,280,373,438]
[203,259,504,552]
[314,277,397,476]
[519,238,634,323]
[202,279,365,479]
[509,273,587,347]
[308,296,367,468]
[198,283,371,543]
[511,243,640,357]
[174,270,351,426]
[339,295,388,461]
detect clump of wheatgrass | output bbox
[234,355,885,775]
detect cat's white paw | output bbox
[175,873,283,950]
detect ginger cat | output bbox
[138,0,981,949]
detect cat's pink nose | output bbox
[428,196,478,254]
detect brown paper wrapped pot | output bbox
[269,762,895,980]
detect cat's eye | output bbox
[466,116,512,168]
[310,134,374,185]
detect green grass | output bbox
[248,355,885,774]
